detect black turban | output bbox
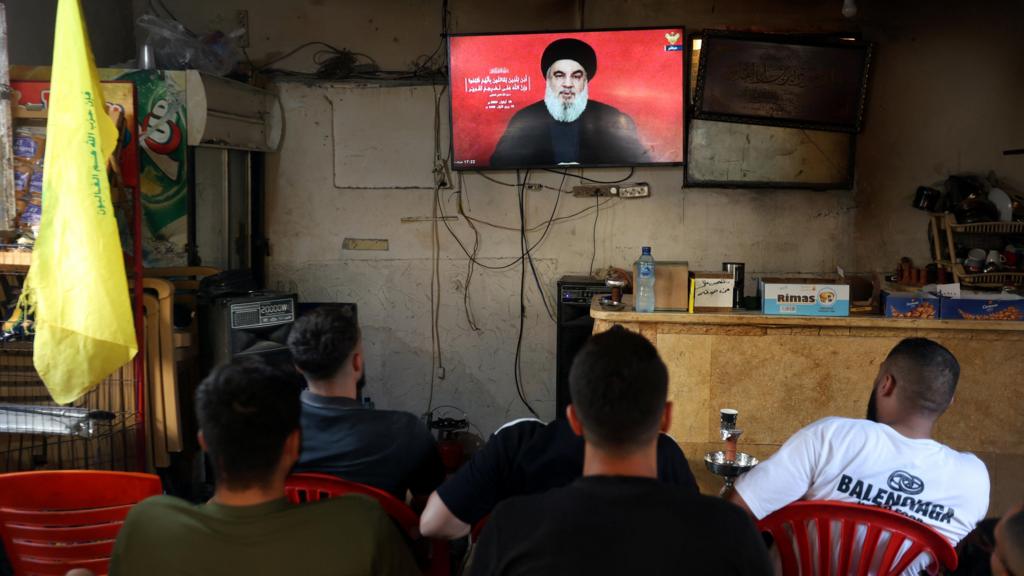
[541,38,597,80]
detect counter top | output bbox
[590,297,1024,332]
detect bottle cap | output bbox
[641,246,651,255]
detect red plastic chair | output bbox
[757,500,958,576]
[0,470,162,576]
[285,473,449,576]
[471,515,489,542]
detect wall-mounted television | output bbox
[448,27,686,171]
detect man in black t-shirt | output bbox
[287,308,444,503]
[419,416,697,538]
[470,326,771,575]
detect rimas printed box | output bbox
[761,278,850,317]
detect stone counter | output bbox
[592,302,1024,517]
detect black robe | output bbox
[489,100,649,168]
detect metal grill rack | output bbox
[0,262,141,472]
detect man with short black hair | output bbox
[419,414,698,539]
[470,326,771,575]
[287,307,444,502]
[110,358,418,576]
[729,338,990,572]
[489,38,649,167]
[992,504,1024,576]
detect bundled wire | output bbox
[513,170,539,418]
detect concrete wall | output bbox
[853,0,1024,269]
[6,0,136,66]
[143,0,1022,436]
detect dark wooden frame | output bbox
[693,30,872,133]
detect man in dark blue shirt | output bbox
[287,307,444,502]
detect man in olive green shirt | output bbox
[110,358,418,576]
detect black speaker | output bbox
[556,276,611,419]
[198,292,298,374]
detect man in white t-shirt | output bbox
[729,338,990,565]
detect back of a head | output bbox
[999,507,1024,575]
[568,326,668,453]
[196,358,301,490]
[884,338,959,417]
[287,307,360,380]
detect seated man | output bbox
[729,338,990,568]
[470,326,771,575]
[287,307,444,502]
[992,504,1024,576]
[420,414,698,539]
[110,358,418,575]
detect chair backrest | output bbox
[284,472,419,538]
[757,500,958,576]
[284,473,450,576]
[0,470,162,576]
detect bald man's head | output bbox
[882,338,959,417]
[994,505,1024,576]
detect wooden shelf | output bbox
[949,220,1024,235]
[936,214,1024,285]
[0,249,31,272]
[952,263,1024,289]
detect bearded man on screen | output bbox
[489,38,649,167]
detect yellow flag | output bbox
[22,0,138,404]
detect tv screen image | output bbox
[448,27,686,171]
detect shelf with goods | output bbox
[931,213,1024,287]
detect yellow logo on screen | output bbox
[665,32,682,45]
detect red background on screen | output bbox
[449,28,685,169]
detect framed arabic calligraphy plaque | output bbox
[693,31,872,133]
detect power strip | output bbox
[613,183,650,198]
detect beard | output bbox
[544,84,589,123]
[866,391,878,422]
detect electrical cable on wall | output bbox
[426,83,451,416]
[424,0,453,415]
[456,173,481,332]
[262,0,449,81]
[589,194,600,275]
[514,170,539,418]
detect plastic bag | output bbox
[136,14,244,76]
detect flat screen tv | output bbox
[448,27,686,171]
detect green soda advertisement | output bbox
[115,69,189,267]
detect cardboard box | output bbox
[634,260,689,311]
[939,292,1024,321]
[881,291,940,319]
[691,271,734,312]
[761,277,850,316]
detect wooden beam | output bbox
[0,2,16,232]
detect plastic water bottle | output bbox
[635,246,655,313]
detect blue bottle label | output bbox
[639,262,654,278]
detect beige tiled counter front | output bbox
[592,302,1024,517]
